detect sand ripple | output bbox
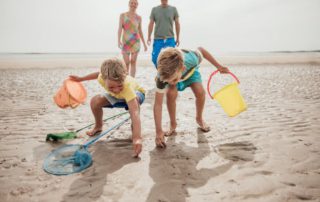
[0,64,319,201]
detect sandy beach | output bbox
[0,53,320,202]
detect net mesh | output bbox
[43,144,92,175]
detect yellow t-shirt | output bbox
[98,74,145,102]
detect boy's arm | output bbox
[69,72,99,82]
[174,17,180,47]
[198,47,229,73]
[127,98,142,157]
[153,91,166,148]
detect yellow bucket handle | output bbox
[207,70,240,99]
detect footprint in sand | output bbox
[281,181,296,187]
[216,141,257,162]
[291,193,314,201]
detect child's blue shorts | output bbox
[103,91,145,110]
[176,70,202,91]
[152,38,176,68]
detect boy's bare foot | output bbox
[165,122,177,137]
[155,132,166,148]
[196,119,211,132]
[86,128,102,137]
[164,128,177,136]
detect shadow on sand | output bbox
[61,138,139,202]
[147,130,256,202]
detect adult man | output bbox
[147,0,180,67]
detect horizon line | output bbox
[0,50,320,55]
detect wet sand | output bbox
[0,56,320,201]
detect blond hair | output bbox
[157,48,184,81]
[100,58,127,82]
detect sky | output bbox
[0,0,320,53]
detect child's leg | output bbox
[122,53,130,73]
[166,85,178,136]
[190,82,210,132]
[130,52,138,77]
[87,95,110,136]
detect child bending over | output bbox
[153,47,229,147]
[70,58,145,157]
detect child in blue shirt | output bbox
[154,47,229,147]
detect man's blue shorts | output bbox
[152,38,176,68]
[103,91,145,110]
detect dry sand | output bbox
[0,54,320,202]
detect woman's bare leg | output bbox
[130,52,139,77]
[122,53,131,73]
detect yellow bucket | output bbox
[213,82,247,117]
[207,70,247,117]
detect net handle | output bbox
[75,111,128,133]
[83,116,130,148]
[206,70,240,99]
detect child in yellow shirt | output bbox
[70,58,145,157]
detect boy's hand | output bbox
[69,75,83,82]
[132,138,142,158]
[155,132,166,148]
[217,66,230,74]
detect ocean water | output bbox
[0,52,320,69]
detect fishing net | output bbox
[43,116,130,175]
[43,144,92,175]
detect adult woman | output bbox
[118,0,147,77]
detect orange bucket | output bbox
[53,79,87,109]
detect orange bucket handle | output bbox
[68,94,80,109]
[207,70,240,99]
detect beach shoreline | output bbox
[1,52,320,69]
